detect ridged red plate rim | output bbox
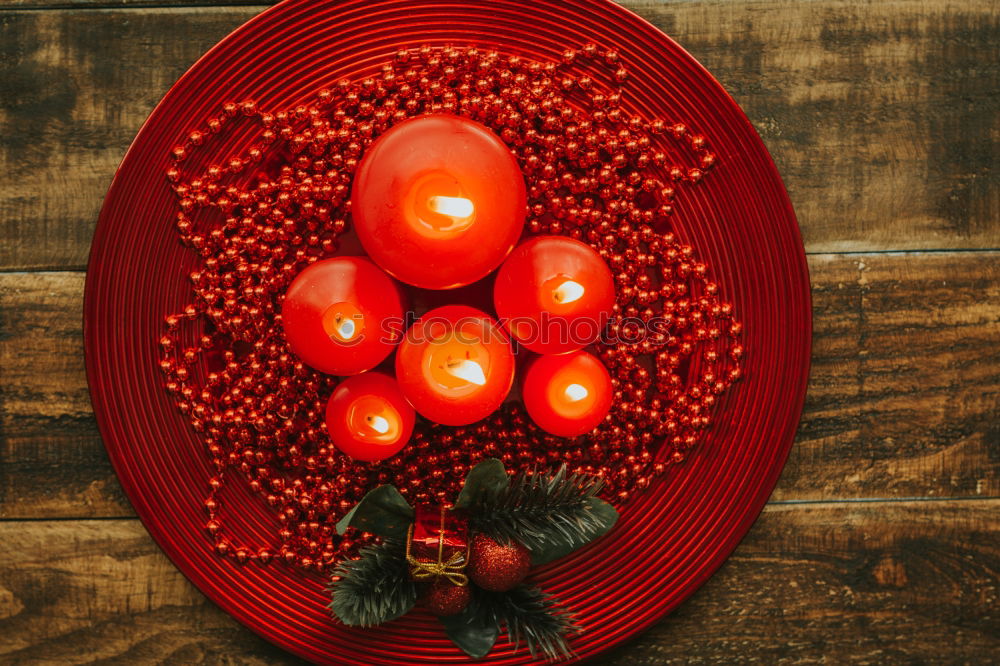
[84,1,811,663]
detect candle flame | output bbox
[446,359,487,386]
[564,383,589,402]
[553,279,585,304]
[337,317,357,341]
[366,414,391,435]
[427,195,475,219]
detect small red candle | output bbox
[494,236,615,354]
[282,257,404,376]
[351,114,526,290]
[325,372,415,462]
[395,305,515,426]
[521,350,613,437]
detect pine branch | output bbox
[469,464,610,554]
[471,584,577,661]
[328,539,417,627]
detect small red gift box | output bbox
[406,504,470,585]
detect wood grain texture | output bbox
[7,1,265,6]
[599,499,1000,664]
[630,0,1000,253]
[0,272,130,519]
[0,500,995,663]
[0,519,298,664]
[1,1,999,270]
[777,251,1000,501]
[1,252,996,519]
[0,7,255,271]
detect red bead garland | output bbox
[159,43,742,572]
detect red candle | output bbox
[282,257,404,376]
[325,372,415,462]
[395,305,515,426]
[351,114,526,290]
[521,350,613,437]
[494,236,615,354]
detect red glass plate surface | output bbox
[84,0,811,663]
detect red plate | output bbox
[84,0,811,663]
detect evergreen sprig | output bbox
[328,459,618,661]
[471,584,577,661]
[328,539,417,627]
[469,464,615,562]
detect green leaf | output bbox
[454,458,508,510]
[529,496,618,566]
[335,485,414,540]
[440,607,499,660]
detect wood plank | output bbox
[0,500,995,663]
[1,1,999,270]
[0,7,257,271]
[0,272,131,518]
[776,251,1000,501]
[1,252,997,519]
[632,0,1000,254]
[0,519,300,664]
[599,499,1000,664]
[7,1,265,7]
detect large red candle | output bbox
[325,372,415,462]
[521,350,613,437]
[494,236,615,354]
[395,305,515,426]
[351,115,526,290]
[281,257,404,376]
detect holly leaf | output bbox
[440,607,499,660]
[335,485,414,540]
[454,458,508,510]
[528,496,618,566]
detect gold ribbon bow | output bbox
[405,507,470,587]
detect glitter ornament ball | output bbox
[423,581,472,617]
[467,534,532,592]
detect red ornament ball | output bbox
[423,581,472,616]
[467,534,532,592]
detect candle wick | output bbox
[445,359,487,386]
[564,383,589,402]
[553,280,585,304]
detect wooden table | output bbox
[1,1,997,663]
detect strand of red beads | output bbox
[159,43,742,572]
